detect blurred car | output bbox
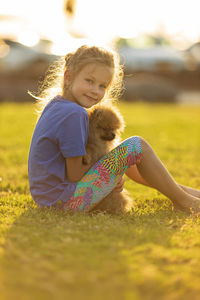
[118,45,185,73]
[117,43,200,102]
[0,39,56,102]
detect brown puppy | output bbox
[83,105,134,214]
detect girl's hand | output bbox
[66,156,93,182]
[113,177,124,193]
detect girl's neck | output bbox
[61,91,75,103]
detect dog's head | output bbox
[88,106,125,141]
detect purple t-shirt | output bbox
[28,96,89,206]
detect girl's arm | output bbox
[66,156,93,182]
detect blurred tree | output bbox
[64,0,76,16]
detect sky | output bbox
[0,0,200,54]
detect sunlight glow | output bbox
[69,0,200,49]
[49,36,110,56]
[17,31,40,47]
[49,35,80,56]
[0,0,200,52]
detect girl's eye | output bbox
[86,79,93,83]
[100,84,106,89]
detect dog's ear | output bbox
[88,108,102,123]
[93,108,103,119]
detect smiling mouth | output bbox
[85,95,98,102]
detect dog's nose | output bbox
[107,132,115,140]
[101,132,116,141]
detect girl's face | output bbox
[64,63,113,108]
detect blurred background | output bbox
[0,0,200,104]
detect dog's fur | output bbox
[83,105,134,214]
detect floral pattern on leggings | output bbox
[63,136,142,211]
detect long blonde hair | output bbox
[30,45,124,116]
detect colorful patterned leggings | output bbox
[62,136,143,212]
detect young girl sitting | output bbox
[28,45,200,213]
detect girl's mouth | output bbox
[85,95,98,102]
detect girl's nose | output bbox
[91,85,99,95]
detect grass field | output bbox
[0,102,200,300]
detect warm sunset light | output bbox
[69,0,200,49]
[17,31,40,47]
[0,0,200,53]
[1,2,200,295]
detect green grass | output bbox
[1,102,200,300]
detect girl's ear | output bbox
[64,69,72,84]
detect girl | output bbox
[28,45,200,213]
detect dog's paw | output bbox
[82,155,91,165]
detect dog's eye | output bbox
[103,127,113,132]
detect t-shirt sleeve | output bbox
[55,110,89,157]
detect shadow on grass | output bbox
[2,203,199,300]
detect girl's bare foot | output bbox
[179,184,200,199]
[173,193,200,213]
